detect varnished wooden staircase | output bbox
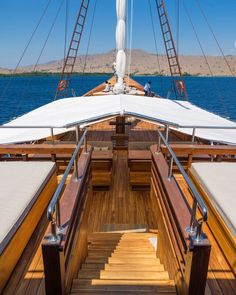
[70,232,176,294]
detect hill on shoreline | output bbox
[1,50,236,76]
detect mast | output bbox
[113,0,127,94]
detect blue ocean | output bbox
[0,75,235,125]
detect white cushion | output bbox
[191,162,236,238]
[0,162,55,249]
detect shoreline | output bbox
[0,72,234,78]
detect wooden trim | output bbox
[150,145,211,294]
[0,144,76,155]
[42,241,66,295]
[162,144,236,156]
[185,241,211,295]
[42,147,92,295]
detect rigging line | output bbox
[148,0,164,97]
[64,0,69,61]
[176,0,180,56]
[127,0,134,85]
[81,0,97,89]
[0,0,53,101]
[13,0,65,119]
[195,0,235,78]
[183,0,229,117]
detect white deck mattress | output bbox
[191,162,236,238]
[0,162,56,252]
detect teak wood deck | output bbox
[3,150,158,295]
[2,142,236,295]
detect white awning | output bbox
[0,94,236,144]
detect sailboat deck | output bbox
[3,150,158,295]
[87,150,158,232]
[3,149,236,295]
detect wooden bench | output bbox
[128,150,151,190]
[0,162,57,292]
[161,144,236,170]
[91,150,113,190]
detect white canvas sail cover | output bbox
[1,95,236,145]
[114,0,126,94]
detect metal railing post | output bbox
[156,128,161,153]
[195,221,203,242]
[191,128,196,143]
[75,125,80,144]
[56,202,61,228]
[74,156,79,181]
[84,131,88,153]
[51,220,59,242]
[50,127,54,144]
[168,156,173,180]
[189,199,197,234]
[211,141,214,162]
[165,125,169,142]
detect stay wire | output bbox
[127,0,134,85]
[195,0,235,79]
[13,0,65,118]
[81,0,97,88]
[148,0,164,97]
[64,0,69,61]
[183,0,229,117]
[0,0,53,102]
[176,0,180,56]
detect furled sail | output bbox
[113,0,126,94]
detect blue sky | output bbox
[0,0,235,68]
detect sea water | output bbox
[0,75,235,125]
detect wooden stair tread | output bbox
[81,263,165,271]
[78,270,169,280]
[108,257,161,264]
[101,223,148,233]
[88,246,154,251]
[71,292,176,295]
[72,278,176,291]
[85,257,161,265]
[71,232,175,294]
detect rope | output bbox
[0,0,53,102]
[127,0,134,85]
[183,0,229,117]
[148,0,164,97]
[195,0,235,78]
[13,0,65,118]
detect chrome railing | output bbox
[47,128,88,242]
[157,128,208,243]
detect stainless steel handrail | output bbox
[1,118,236,131]
[157,128,208,242]
[47,128,88,241]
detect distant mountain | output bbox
[1,50,236,76]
